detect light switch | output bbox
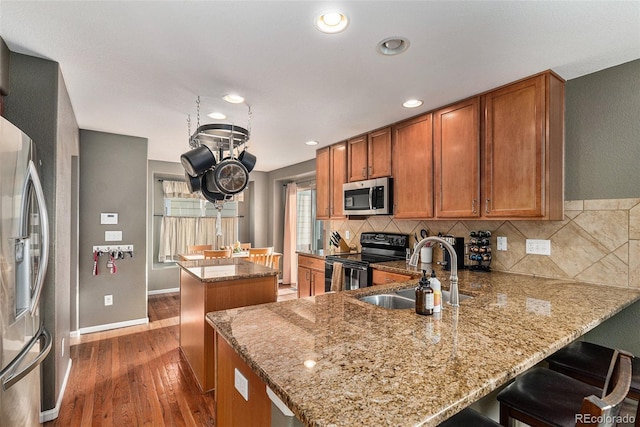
[101,213,118,225]
[105,231,122,241]
[525,239,551,255]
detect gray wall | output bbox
[4,53,79,413]
[147,160,183,293]
[565,59,640,200]
[79,130,147,329]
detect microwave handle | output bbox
[369,187,374,210]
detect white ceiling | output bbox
[1,1,639,172]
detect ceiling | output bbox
[1,1,639,172]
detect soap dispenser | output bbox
[430,270,442,312]
[415,270,434,316]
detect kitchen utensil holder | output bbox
[468,231,491,272]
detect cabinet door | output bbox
[483,75,544,217]
[392,114,433,218]
[311,269,326,295]
[368,127,392,178]
[297,266,312,298]
[316,147,330,220]
[434,97,480,218]
[330,142,347,218]
[347,135,368,182]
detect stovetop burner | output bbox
[326,232,409,266]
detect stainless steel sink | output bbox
[358,294,415,309]
[395,288,473,303]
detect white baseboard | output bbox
[79,317,149,335]
[148,287,179,296]
[40,358,72,422]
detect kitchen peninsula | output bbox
[207,269,640,426]
[178,258,278,391]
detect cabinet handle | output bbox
[472,199,477,214]
[485,199,491,214]
[368,166,372,176]
[362,167,366,178]
[306,271,310,280]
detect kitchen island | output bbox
[178,257,278,391]
[206,268,640,426]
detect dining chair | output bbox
[188,244,213,253]
[203,248,231,259]
[497,349,633,427]
[247,247,273,267]
[239,243,251,250]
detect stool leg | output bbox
[499,404,512,427]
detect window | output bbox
[295,184,323,252]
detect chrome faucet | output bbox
[409,237,460,307]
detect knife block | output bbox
[337,239,351,253]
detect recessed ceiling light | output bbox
[305,140,319,146]
[403,99,423,108]
[315,10,349,34]
[208,112,226,120]
[378,37,410,55]
[223,94,245,104]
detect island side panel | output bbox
[179,268,207,390]
[217,332,271,427]
[204,276,278,390]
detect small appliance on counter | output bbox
[468,230,492,272]
[439,235,465,271]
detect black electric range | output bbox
[324,232,409,291]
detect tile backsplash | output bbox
[327,198,640,288]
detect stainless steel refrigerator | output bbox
[0,116,51,426]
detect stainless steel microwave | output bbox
[343,177,392,216]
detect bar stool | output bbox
[547,341,640,426]
[497,349,633,427]
[437,408,500,427]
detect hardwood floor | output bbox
[47,285,297,426]
[47,293,216,427]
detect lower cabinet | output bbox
[371,269,416,286]
[297,254,325,297]
[216,333,271,426]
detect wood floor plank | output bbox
[46,293,215,427]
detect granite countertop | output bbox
[206,270,640,426]
[296,250,328,260]
[177,257,277,282]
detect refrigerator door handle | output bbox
[22,160,50,315]
[0,327,52,391]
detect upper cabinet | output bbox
[347,127,392,182]
[317,142,347,220]
[482,73,564,220]
[315,70,564,221]
[434,97,480,218]
[392,114,433,219]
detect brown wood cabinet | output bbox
[372,269,416,286]
[297,254,325,297]
[434,97,481,218]
[179,267,277,391]
[483,72,564,219]
[216,333,271,426]
[392,114,434,219]
[347,127,392,182]
[316,142,347,220]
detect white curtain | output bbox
[283,183,297,285]
[157,180,239,261]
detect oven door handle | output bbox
[369,187,374,210]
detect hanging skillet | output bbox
[185,171,201,193]
[212,158,249,195]
[200,170,225,202]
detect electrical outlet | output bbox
[345,230,350,239]
[497,236,507,251]
[104,295,113,306]
[234,368,249,401]
[525,239,551,255]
